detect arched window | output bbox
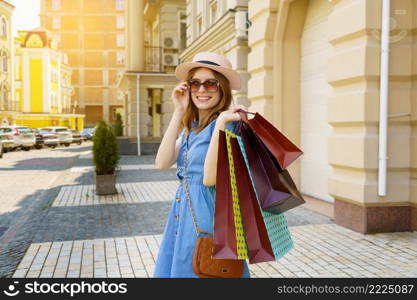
[1,18,6,37]
[0,84,9,110]
[1,50,7,72]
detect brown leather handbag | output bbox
[192,236,244,278]
[182,145,244,278]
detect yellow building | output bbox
[14,28,84,130]
[0,0,15,126]
[40,0,127,127]
[118,0,185,154]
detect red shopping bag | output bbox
[238,121,305,214]
[213,130,239,259]
[238,110,303,169]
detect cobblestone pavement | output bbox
[3,143,417,278]
[11,225,417,278]
[0,143,92,277]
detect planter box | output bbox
[94,173,117,195]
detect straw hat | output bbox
[175,52,241,90]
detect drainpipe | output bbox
[136,74,141,157]
[378,0,391,196]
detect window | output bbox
[210,1,218,25]
[103,71,108,85]
[116,0,124,11]
[117,52,125,65]
[52,0,61,10]
[179,13,187,51]
[52,16,61,29]
[2,88,8,108]
[17,127,31,133]
[197,15,202,36]
[117,34,125,47]
[1,18,6,37]
[116,15,125,29]
[54,34,61,45]
[1,51,7,72]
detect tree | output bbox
[93,121,120,175]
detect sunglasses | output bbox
[187,79,220,93]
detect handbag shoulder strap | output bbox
[182,147,212,237]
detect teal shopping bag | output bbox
[236,135,294,260]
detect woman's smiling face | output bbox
[189,68,221,113]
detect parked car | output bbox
[39,126,72,147]
[0,129,15,153]
[0,126,36,151]
[39,130,59,149]
[31,129,59,149]
[82,128,95,141]
[31,128,44,149]
[71,130,83,145]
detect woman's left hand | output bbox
[218,104,247,124]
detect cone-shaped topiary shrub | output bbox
[93,121,120,175]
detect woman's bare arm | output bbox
[203,105,246,186]
[155,110,184,169]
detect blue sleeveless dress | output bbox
[153,118,251,278]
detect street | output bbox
[0,143,92,277]
[0,143,416,278]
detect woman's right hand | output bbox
[171,81,190,113]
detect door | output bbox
[300,0,334,203]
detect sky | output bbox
[10,0,41,36]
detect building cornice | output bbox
[0,0,15,10]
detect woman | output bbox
[153,52,250,278]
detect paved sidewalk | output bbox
[9,149,417,278]
[12,224,417,278]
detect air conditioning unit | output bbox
[162,36,178,49]
[163,53,179,67]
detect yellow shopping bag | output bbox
[225,129,249,260]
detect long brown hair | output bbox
[181,67,232,134]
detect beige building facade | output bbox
[119,0,415,234]
[40,0,126,127]
[119,0,250,154]
[247,0,416,233]
[118,0,185,154]
[180,0,251,107]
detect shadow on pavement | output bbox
[31,202,171,244]
[0,185,62,278]
[51,144,92,153]
[0,157,78,172]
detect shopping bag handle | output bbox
[236,109,255,123]
[236,109,256,133]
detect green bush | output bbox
[93,121,120,175]
[112,113,124,137]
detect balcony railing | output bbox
[145,46,163,73]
